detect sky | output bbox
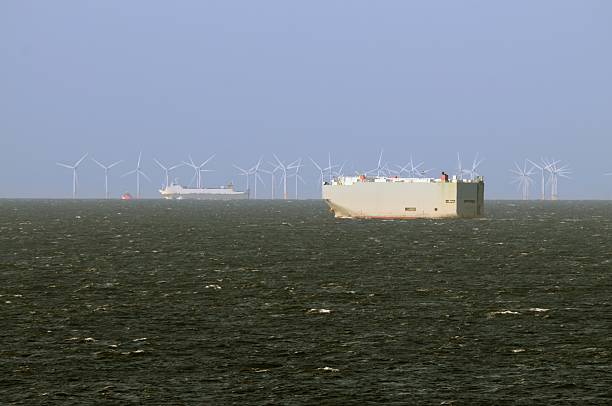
[1,1,611,199]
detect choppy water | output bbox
[1,199,611,405]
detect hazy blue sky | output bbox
[1,1,611,199]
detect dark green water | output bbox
[1,200,611,405]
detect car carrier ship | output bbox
[322,172,484,219]
[159,183,248,200]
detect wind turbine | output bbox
[261,162,280,199]
[510,160,535,200]
[527,158,553,200]
[288,158,305,199]
[367,149,388,177]
[249,158,265,199]
[333,160,347,178]
[56,153,88,199]
[396,155,432,178]
[153,159,183,189]
[273,154,290,200]
[233,164,251,197]
[464,153,484,180]
[91,157,122,199]
[122,152,151,199]
[544,159,571,200]
[184,154,215,188]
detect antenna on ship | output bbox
[91,157,122,199]
[56,153,88,199]
[153,158,183,189]
[121,152,151,199]
[510,160,535,200]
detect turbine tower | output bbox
[154,158,183,189]
[91,157,122,199]
[56,153,88,199]
[309,157,325,197]
[456,153,464,180]
[510,160,535,200]
[273,154,289,200]
[122,152,150,199]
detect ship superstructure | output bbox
[159,183,248,200]
[322,174,484,219]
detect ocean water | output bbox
[1,199,611,405]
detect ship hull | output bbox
[323,180,484,219]
[159,184,248,200]
[161,193,248,200]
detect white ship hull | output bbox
[322,176,484,219]
[159,184,248,200]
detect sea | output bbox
[1,199,611,405]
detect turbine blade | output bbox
[273,154,284,168]
[233,164,248,174]
[139,170,152,183]
[200,154,216,167]
[91,158,106,169]
[153,158,166,170]
[75,153,89,167]
[309,157,322,171]
[56,162,73,169]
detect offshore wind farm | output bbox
[53,150,599,202]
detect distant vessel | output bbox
[159,183,248,200]
[323,173,484,219]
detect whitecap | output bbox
[529,308,550,312]
[317,367,339,372]
[308,308,331,314]
[488,310,520,317]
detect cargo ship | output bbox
[159,183,248,200]
[322,173,484,219]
